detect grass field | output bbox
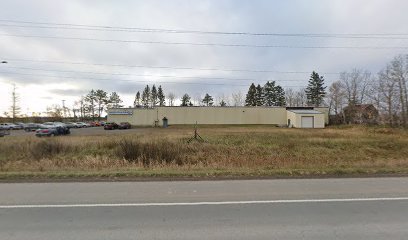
[0,125,407,180]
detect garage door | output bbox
[301,116,314,128]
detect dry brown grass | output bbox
[0,125,407,178]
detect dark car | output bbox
[104,122,119,130]
[24,123,40,132]
[35,125,70,137]
[118,122,131,129]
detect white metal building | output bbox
[107,106,328,128]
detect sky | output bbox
[1,0,408,115]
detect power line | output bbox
[1,19,408,39]
[0,71,309,87]
[1,33,408,49]
[2,66,321,82]
[4,58,341,74]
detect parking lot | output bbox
[4,126,146,137]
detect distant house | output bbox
[343,104,379,124]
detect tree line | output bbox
[327,55,408,127]
[4,54,407,127]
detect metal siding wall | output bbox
[108,107,328,127]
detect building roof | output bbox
[288,110,323,114]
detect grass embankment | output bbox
[0,125,407,180]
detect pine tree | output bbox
[141,85,150,107]
[157,85,165,106]
[180,94,191,106]
[220,100,227,107]
[202,93,214,106]
[85,89,97,120]
[305,71,326,106]
[263,81,276,106]
[245,83,257,106]
[255,84,264,106]
[275,85,286,106]
[150,84,158,107]
[108,92,123,108]
[134,91,141,107]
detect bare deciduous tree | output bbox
[327,81,345,115]
[340,69,371,105]
[285,88,296,107]
[231,91,244,106]
[167,92,176,106]
[389,56,408,126]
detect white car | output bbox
[75,122,89,128]
[0,123,19,130]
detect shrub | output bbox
[29,139,68,160]
[117,139,186,166]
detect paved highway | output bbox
[0,177,407,239]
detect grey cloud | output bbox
[1,0,408,110]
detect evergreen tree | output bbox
[245,83,257,106]
[141,85,150,107]
[108,92,123,108]
[94,89,108,120]
[150,84,158,107]
[157,85,166,106]
[220,100,227,107]
[305,71,326,106]
[85,89,97,120]
[263,81,276,106]
[134,91,141,107]
[180,94,191,106]
[255,84,264,106]
[202,93,214,106]
[275,85,286,106]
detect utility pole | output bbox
[11,83,21,122]
[62,100,66,119]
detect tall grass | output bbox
[0,126,407,174]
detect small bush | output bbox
[29,139,68,160]
[117,139,186,166]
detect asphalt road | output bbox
[0,178,407,239]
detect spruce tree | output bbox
[157,85,165,106]
[263,81,276,106]
[275,85,286,106]
[134,91,141,107]
[305,71,326,106]
[141,85,150,107]
[180,94,191,106]
[245,83,257,106]
[202,93,214,106]
[255,84,264,106]
[150,84,158,107]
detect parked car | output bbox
[104,122,119,130]
[75,122,90,128]
[0,123,11,130]
[64,122,78,129]
[24,123,40,132]
[0,123,21,130]
[99,121,106,126]
[35,125,70,137]
[0,127,10,137]
[14,122,26,129]
[118,122,131,129]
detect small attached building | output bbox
[107,106,329,128]
[286,109,325,128]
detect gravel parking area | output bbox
[4,127,146,137]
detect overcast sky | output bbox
[1,0,407,115]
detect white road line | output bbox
[1,197,408,209]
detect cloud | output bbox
[1,0,407,114]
